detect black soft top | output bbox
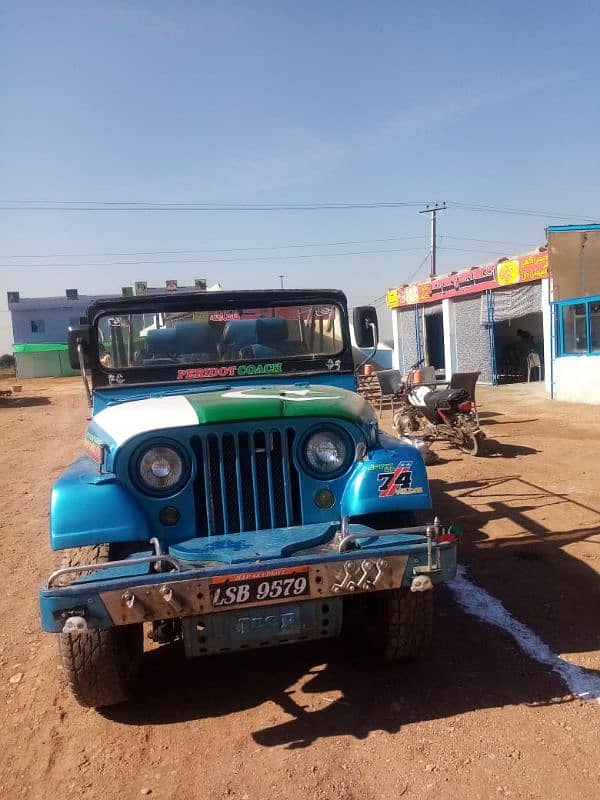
[86,288,348,321]
[85,288,354,389]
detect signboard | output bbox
[387,251,548,309]
[518,252,550,283]
[135,281,148,295]
[386,289,399,308]
[166,279,178,291]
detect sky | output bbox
[1,0,600,351]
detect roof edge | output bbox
[547,224,600,232]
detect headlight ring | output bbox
[299,425,354,479]
[132,441,190,496]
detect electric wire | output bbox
[440,234,540,248]
[365,249,432,308]
[0,200,426,211]
[0,235,426,260]
[0,245,428,270]
[404,250,433,284]
[438,246,522,256]
[0,232,537,261]
[0,198,595,222]
[446,201,598,223]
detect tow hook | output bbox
[62,616,88,634]
[411,575,433,592]
[413,518,443,577]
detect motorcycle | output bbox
[392,360,485,456]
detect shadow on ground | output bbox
[105,472,599,742]
[429,439,540,461]
[482,440,540,458]
[105,590,572,746]
[430,476,600,659]
[0,395,51,407]
[481,418,539,426]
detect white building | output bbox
[547,225,600,404]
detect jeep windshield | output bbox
[96,302,345,372]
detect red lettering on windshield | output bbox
[176,365,237,380]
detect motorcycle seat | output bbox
[424,387,469,410]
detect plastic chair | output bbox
[527,352,542,382]
[375,369,404,419]
[448,371,480,422]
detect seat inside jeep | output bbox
[137,322,218,364]
[221,317,307,359]
[135,316,308,365]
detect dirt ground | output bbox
[0,377,599,800]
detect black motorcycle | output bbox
[393,361,485,456]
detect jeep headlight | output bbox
[302,426,353,479]
[136,445,188,494]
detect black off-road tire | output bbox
[344,583,434,662]
[56,544,143,708]
[380,587,433,661]
[342,511,435,661]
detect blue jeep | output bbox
[39,289,457,707]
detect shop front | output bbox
[388,250,550,386]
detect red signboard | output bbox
[387,252,548,309]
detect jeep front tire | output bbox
[377,586,433,661]
[56,545,143,708]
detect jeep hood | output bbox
[92,385,375,446]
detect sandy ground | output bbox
[0,377,599,800]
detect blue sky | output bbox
[1,0,599,350]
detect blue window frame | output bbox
[555,295,600,356]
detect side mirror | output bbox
[68,325,92,370]
[353,306,379,349]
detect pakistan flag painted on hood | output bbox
[92,385,376,446]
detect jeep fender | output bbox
[341,438,432,518]
[50,457,150,550]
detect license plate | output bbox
[209,567,310,608]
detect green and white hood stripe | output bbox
[93,395,199,446]
[93,386,374,447]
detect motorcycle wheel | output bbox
[457,430,485,456]
[393,410,419,436]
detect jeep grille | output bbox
[190,429,302,535]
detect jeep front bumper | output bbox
[39,520,457,633]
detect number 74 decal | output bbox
[377,462,423,497]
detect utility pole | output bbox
[419,202,446,278]
[279,275,285,289]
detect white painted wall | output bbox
[553,356,600,404]
[541,277,553,396]
[442,298,456,379]
[391,309,401,370]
